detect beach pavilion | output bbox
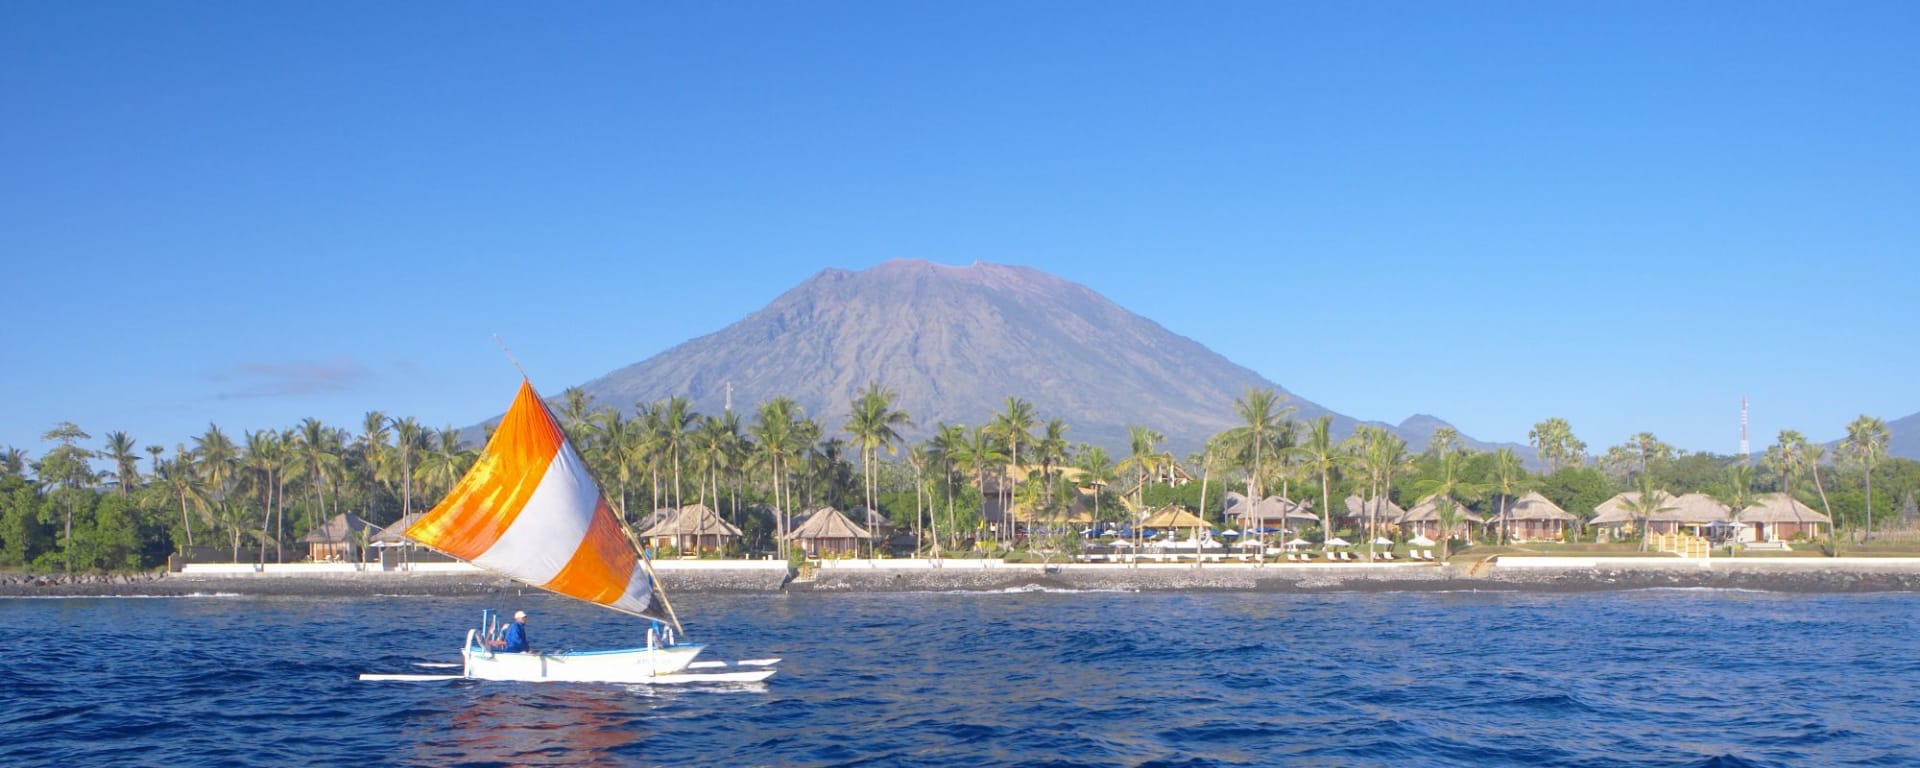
[1399,496,1482,539]
[1489,491,1577,542]
[640,503,743,556]
[785,505,873,558]
[299,512,378,563]
[1737,493,1832,543]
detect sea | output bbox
[3,587,1917,767]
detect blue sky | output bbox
[3,1,1916,462]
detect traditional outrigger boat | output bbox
[359,379,776,685]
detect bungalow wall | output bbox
[1497,520,1568,542]
[797,537,863,557]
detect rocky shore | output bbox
[6,559,1920,598]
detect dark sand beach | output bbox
[8,559,1920,598]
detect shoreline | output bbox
[8,558,1920,598]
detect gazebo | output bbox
[1492,492,1577,542]
[785,505,873,557]
[641,503,743,555]
[299,512,377,562]
[1737,493,1832,542]
[1400,495,1482,539]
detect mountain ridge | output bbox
[561,259,1522,459]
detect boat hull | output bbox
[461,642,706,683]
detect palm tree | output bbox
[844,383,912,531]
[102,430,141,497]
[1491,447,1524,545]
[194,424,239,535]
[1528,417,1586,473]
[1712,464,1757,546]
[146,444,165,479]
[151,450,208,551]
[953,426,1009,550]
[658,396,696,511]
[1410,448,1488,559]
[358,411,394,522]
[242,429,289,563]
[1843,415,1891,541]
[751,399,802,556]
[988,397,1038,537]
[930,423,968,552]
[1221,388,1296,531]
[415,426,471,500]
[1036,418,1070,513]
[560,387,594,443]
[1618,474,1679,552]
[292,418,342,541]
[1288,417,1348,546]
[0,446,25,478]
[391,416,424,519]
[1116,426,1165,557]
[1075,444,1117,530]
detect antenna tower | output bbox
[1740,395,1749,462]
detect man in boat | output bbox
[494,610,531,653]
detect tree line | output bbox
[2,385,1914,573]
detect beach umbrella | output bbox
[1410,534,1436,547]
[1372,536,1394,546]
[1111,539,1133,548]
[1284,537,1309,550]
[1221,529,1241,536]
[1324,537,1351,548]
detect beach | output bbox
[7,557,1920,598]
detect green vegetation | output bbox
[3,384,1917,573]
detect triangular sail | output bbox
[406,380,669,622]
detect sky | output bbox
[3,1,1916,464]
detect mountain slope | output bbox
[566,259,1504,456]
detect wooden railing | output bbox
[1653,533,1711,559]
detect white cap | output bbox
[513,610,527,619]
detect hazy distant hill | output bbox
[561,259,1510,456]
[1889,411,1920,461]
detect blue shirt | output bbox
[500,621,529,653]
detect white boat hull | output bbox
[461,642,706,683]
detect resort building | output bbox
[1652,493,1732,536]
[1488,491,1577,542]
[640,503,742,555]
[1737,493,1832,542]
[299,512,377,562]
[785,505,873,557]
[1588,492,1657,542]
[1342,495,1407,537]
[1226,492,1316,534]
[1399,495,1482,539]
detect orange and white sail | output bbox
[406,380,667,621]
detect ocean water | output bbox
[3,588,1917,767]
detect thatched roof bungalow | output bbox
[1227,492,1315,532]
[1400,496,1482,539]
[1737,493,1832,542]
[1490,492,1577,542]
[641,503,742,555]
[785,505,872,557]
[1654,493,1732,535]
[1342,495,1408,536]
[299,513,377,562]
